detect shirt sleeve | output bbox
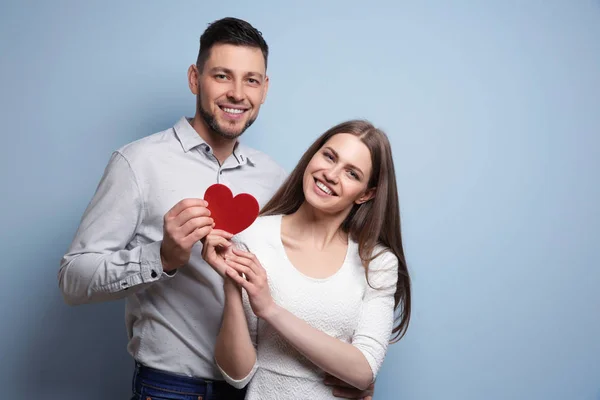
[351,250,399,381]
[58,151,174,305]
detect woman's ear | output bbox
[355,188,376,205]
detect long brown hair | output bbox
[261,120,411,341]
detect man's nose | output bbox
[226,81,245,102]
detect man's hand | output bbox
[324,374,374,400]
[160,198,214,272]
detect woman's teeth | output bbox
[316,180,333,195]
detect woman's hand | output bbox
[201,229,234,277]
[224,247,277,319]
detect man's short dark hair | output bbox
[197,17,269,72]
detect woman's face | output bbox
[303,133,375,215]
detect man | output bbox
[59,17,374,400]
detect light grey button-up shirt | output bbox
[59,117,286,379]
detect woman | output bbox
[202,120,411,399]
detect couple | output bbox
[59,17,410,400]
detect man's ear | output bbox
[188,64,200,95]
[355,187,376,205]
[261,75,270,104]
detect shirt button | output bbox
[151,270,157,278]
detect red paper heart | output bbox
[204,183,259,235]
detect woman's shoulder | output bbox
[371,244,398,266]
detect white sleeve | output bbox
[351,251,399,380]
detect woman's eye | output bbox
[348,170,359,179]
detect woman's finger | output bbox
[225,258,258,282]
[225,267,252,290]
[205,235,231,250]
[231,248,265,275]
[210,229,234,239]
[226,253,257,273]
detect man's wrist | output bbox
[160,248,179,272]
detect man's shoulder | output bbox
[116,126,176,162]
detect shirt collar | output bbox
[173,117,254,165]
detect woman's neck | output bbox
[283,202,349,250]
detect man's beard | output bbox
[199,104,256,140]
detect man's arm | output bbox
[59,151,160,304]
[58,151,212,305]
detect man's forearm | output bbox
[58,241,166,305]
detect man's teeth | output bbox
[222,107,244,114]
[316,181,333,195]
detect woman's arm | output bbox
[201,232,258,388]
[224,248,398,391]
[214,278,258,387]
[261,300,374,390]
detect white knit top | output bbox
[218,214,398,399]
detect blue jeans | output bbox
[131,362,247,400]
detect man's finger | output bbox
[174,206,211,227]
[166,198,208,219]
[183,225,212,247]
[180,216,214,237]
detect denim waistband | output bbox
[133,362,233,396]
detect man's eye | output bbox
[215,74,228,80]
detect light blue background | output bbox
[1,1,599,399]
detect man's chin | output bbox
[214,124,245,139]
[215,118,255,139]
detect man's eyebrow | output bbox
[246,71,265,79]
[323,146,365,176]
[207,67,233,75]
[207,67,264,80]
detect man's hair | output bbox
[196,17,269,71]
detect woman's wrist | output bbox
[223,277,241,295]
[259,301,281,322]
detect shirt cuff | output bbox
[140,241,177,282]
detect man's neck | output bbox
[190,115,237,164]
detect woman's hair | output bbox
[260,120,411,341]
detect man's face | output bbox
[189,43,269,140]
